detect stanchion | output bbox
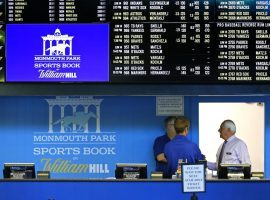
[190,193,198,200]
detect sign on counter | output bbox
[182,164,206,193]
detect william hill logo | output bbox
[34,28,81,79]
[32,96,117,175]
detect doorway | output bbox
[199,102,264,172]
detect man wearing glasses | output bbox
[153,116,177,174]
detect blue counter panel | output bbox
[0,180,269,200]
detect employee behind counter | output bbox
[156,117,252,179]
[207,120,252,176]
[153,116,177,175]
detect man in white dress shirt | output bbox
[208,120,251,171]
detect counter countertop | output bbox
[0,178,268,182]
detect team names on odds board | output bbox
[2,0,270,83]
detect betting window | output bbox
[199,102,264,173]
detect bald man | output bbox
[208,120,251,171]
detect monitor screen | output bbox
[6,24,109,82]
[218,164,251,179]
[3,163,36,179]
[115,163,147,179]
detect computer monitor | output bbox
[3,163,36,179]
[218,164,251,179]
[115,163,147,179]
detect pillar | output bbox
[48,105,53,133]
[49,40,53,55]
[69,39,72,55]
[56,40,59,55]
[63,40,66,55]
[43,39,46,55]
[60,105,65,133]
[84,105,89,133]
[96,105,101,133]
[72,105,76,132]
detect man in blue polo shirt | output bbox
[164,116,205,178]
[153,116,177,173]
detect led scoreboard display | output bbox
[0,0,269,83]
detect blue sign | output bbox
[0,96,164,178]
[6,24,109,82]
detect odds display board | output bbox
[0,0,270,83]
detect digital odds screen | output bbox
[1,0,270,83]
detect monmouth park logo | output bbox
[34,28,81,79]
[46,96,103,133]
[33,96,117,175]
[42,28,73,56]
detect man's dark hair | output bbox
[174,116,190,134]
[164,116,177,126]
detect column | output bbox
[60,105,65,133]
[69,39,72,55]
[49,40,53,55]
[48,105,53,133]
[63,40,66,55]
[96,105,101,133]
[56,40,59,55]
[84,105,89,133]
[43,39,46,55]
[72,105,76,132]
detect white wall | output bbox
[199,103,264,172]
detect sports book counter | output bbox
[0,163,269,200]
[0,179,269,200]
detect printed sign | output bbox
[6,24,109,82]
[156,96,184,116]
[182,164,206,193]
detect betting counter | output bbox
[0,178,269,200]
